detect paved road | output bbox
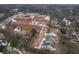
[0,13,22,28]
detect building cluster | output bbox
[0,13,61,53]
[71,32,79,46]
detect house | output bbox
[63,18,71,26]
[1,25,6,29]
[71,32,79,43]
[0,33,7,46]
[13,26,22,33]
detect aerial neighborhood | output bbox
[0,4,79,54]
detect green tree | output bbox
[31,28,37,37]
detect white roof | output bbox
[46,45,56,51]
[0,53,3,54]
[11,19,17,23]
[44,16,50,21]
[30,16,34,19]
[2,42,7,46]
[27,13,39,15]
[48,32,57,37]
[1,25,6,29]
[14,28,21,32]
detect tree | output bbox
[31,28,37,37]
[0,45,5,52]
[10,34,20,47]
